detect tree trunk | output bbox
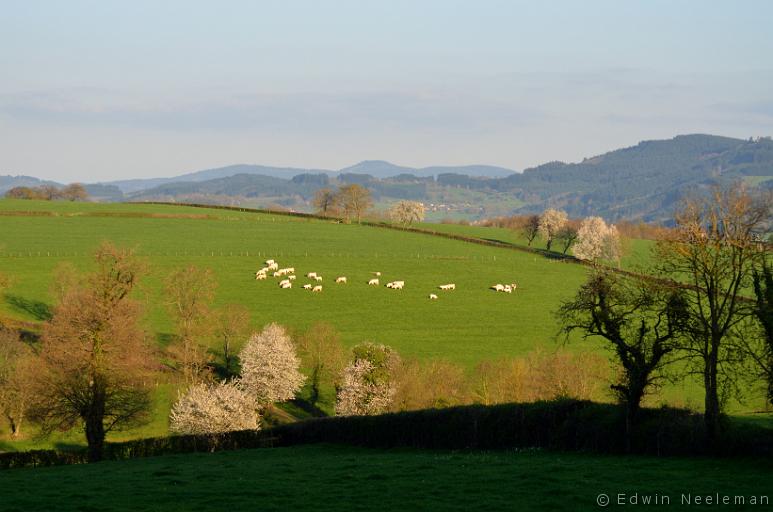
[309,366,321,406]
[85,385,106,462]
[223,340,231,377]
[8,415,21,439]
[546,239,552,251]
[704,348,721,442]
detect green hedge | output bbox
[2,400,772,469]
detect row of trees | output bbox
[168,326,610,434]
[521,208,622,264]
[5,183,89,201]
[559,184,771,442]
[312,184,373,223]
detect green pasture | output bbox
[1,444,771,511]
[0,199,768,448]
[0,200,590,366]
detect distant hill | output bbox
[493,134,773,221]
[0,175,62,193]
[104,161,516,193]
[5,134,772,222]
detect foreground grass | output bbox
[1,444,771,511]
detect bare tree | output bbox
[170,381,260,435]
[213,305,250,377]
[312,188,339,217]
[32,243,153,461]
[0,329,36,438]
[389,200,426,226]
[337,184,372,224]
[335,342,399,416]
[556,224,579,254]
[391,358,467,411]
[60,183,89,201]
[656,183,771,439]
[557,271,689,441]
[297,322,347,407]
[165,265,217,385]
[239,323,305,404]
[538,209,568,251]
[521,214,541,247]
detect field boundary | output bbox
[3,400,772,469]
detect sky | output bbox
[1,0,772,183]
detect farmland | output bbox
[0,199,766,448]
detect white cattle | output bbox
[302,284,313,290]
[256,273,267,281]
[386,281,404,290]
[279,281,292,289]
[314,275,323,282]
[510,283,518,290]
[368,278,380,286]
[372,271,382,276]
[267,262,279,271]
[312,285,323,292]
[288,275,297,280]
[273,271,282,277]
[279,279,291,287]
[503,285,513,293]
[438,283,456,291]
[335,276,347,284]
[307,272,318,279]
[265,259,275,266]
[429,293,438,300]
[491,284,505,292]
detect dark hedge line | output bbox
[3,400,773,470]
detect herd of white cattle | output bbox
[254,259,517,299]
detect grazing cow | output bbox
[307,272,318,279]
[279,279,291,287]
[288,275,297,280]
[491,284,505,292]
[302,284,313,290]
[335,276,347,284]
[265,259,275,266]
[314,275,323,282]
[312,285,323,292]
[429,293,438,300]
[368,278,379,286]
[279,281,292,289]
[267,262,279,271]
[256,273,267,281]
[438,283,456,291]
[503,285,513,293]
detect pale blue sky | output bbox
[1,1,772,181]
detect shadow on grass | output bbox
[480,238,572,260]
[5,294,53,321]
[53,442,86,453]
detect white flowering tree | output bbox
[169,381,260,435]
[335,343,399,416]
[573,216,622,265]
[538,209,568,251]
[389,201,426,226]
[239,323,306,404]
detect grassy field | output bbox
[0,200,590,365]
[1,444,771,511]
[0,199,766,448]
